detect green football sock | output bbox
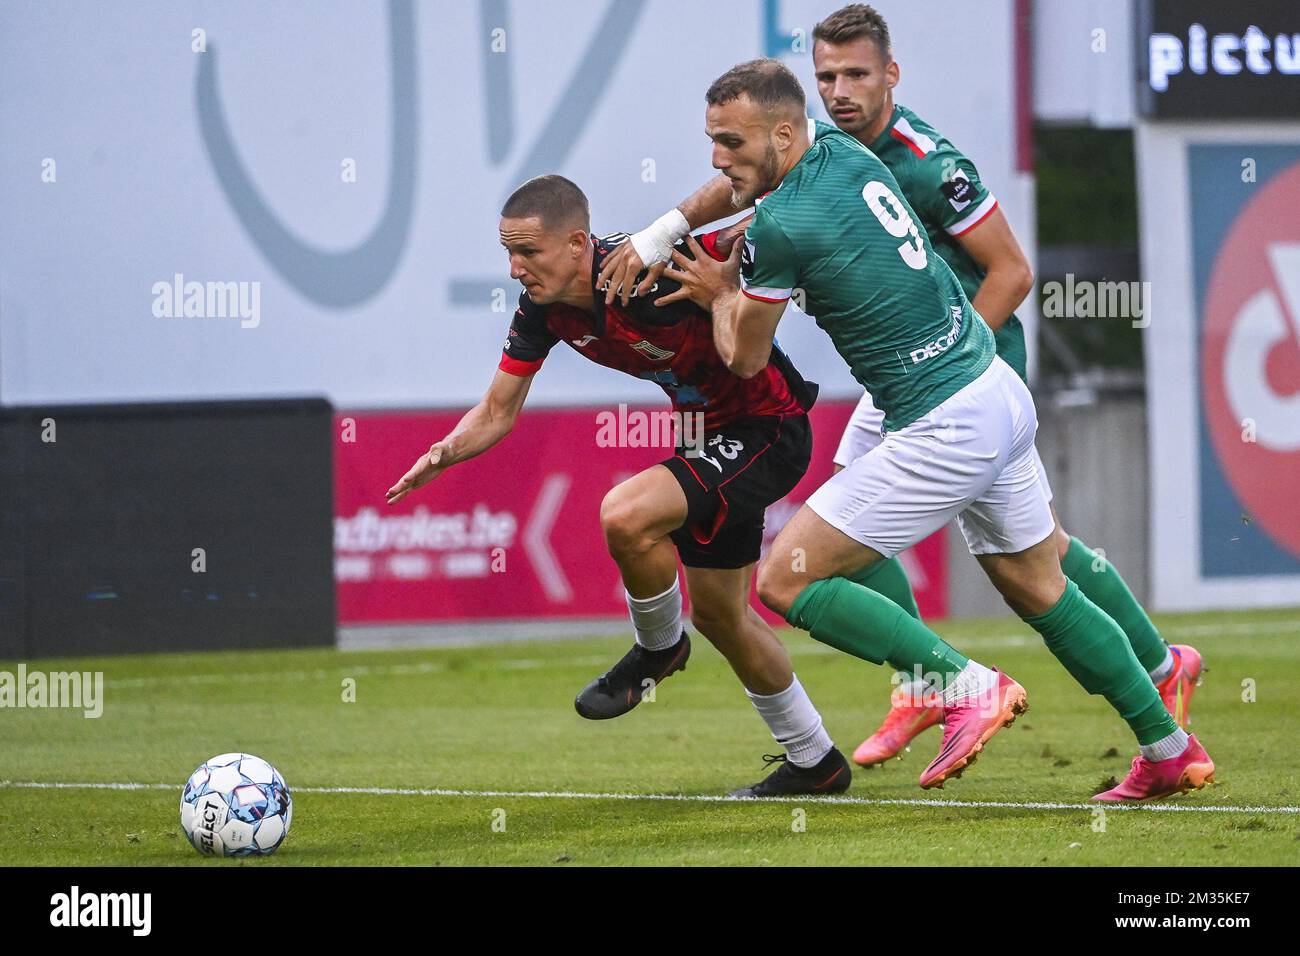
[844,556,922,621]
[1060,535,1168,674]
[844,557,922,687]
[1023,579,1177,746]
[788,577,968,689]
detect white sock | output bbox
[746,675,833,768]
[941,661,999,706]
[1140,727,1190,762]
[626,579,683,652]
[1148,646,1176,683]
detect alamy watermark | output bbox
[50,886,150,935]
[596,404,706,456]
[1041,274,1151,329]
[152,273,261,328]
[0,664,103,718]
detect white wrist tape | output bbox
[629,208,690,266]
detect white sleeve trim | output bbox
[740,272,792,302]
[946,194,999,236]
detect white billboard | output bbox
[1,0,1018,409]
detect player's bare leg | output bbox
[684,563,850,797]
[574,466,692,719]
[575,465,852,795]
[974,531,1068,617]
[599,465,686,598]
[757,505,1026,790]
[683,564,789,694]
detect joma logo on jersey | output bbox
[629,340,675,360]
[909,309,964,364]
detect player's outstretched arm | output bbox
[597,174,739,306]
[955,207,1034,332]
[385,369,534,505]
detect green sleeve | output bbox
[739,207,798,303]
[910,146,997,237]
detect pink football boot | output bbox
[1155,644,1204,729]
[852,695,943,767]
[919,670,1027,789]
[1093,734,1215,801]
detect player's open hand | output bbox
[596,242,666,306]
[385,442,451,505]
[658,234,741,310]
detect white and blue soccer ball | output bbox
[180,753,292,857]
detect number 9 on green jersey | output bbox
[740,119,995,432]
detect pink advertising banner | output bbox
[334,401,947,625]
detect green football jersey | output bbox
[867,104,1027,381]
[741,119,994,431]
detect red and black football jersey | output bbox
[498,232,816,429]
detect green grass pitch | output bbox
[2,608,1297,866]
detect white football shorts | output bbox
[810,356,1055,557]
[832,370,1055,503]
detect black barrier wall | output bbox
[0,399,335,657]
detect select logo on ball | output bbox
[180,753,292,858]
[194,793,225,855]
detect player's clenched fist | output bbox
[385,441,452,505]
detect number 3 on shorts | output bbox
[697,435,744,472]
[862,181,927,270]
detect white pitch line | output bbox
[1,780,1296,815]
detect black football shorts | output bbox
[660,414,812,570]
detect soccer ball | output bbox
[180,753,292,857]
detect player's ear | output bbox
[773,117,795,151]
[568,228,589,257]
[886,59,900,91]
